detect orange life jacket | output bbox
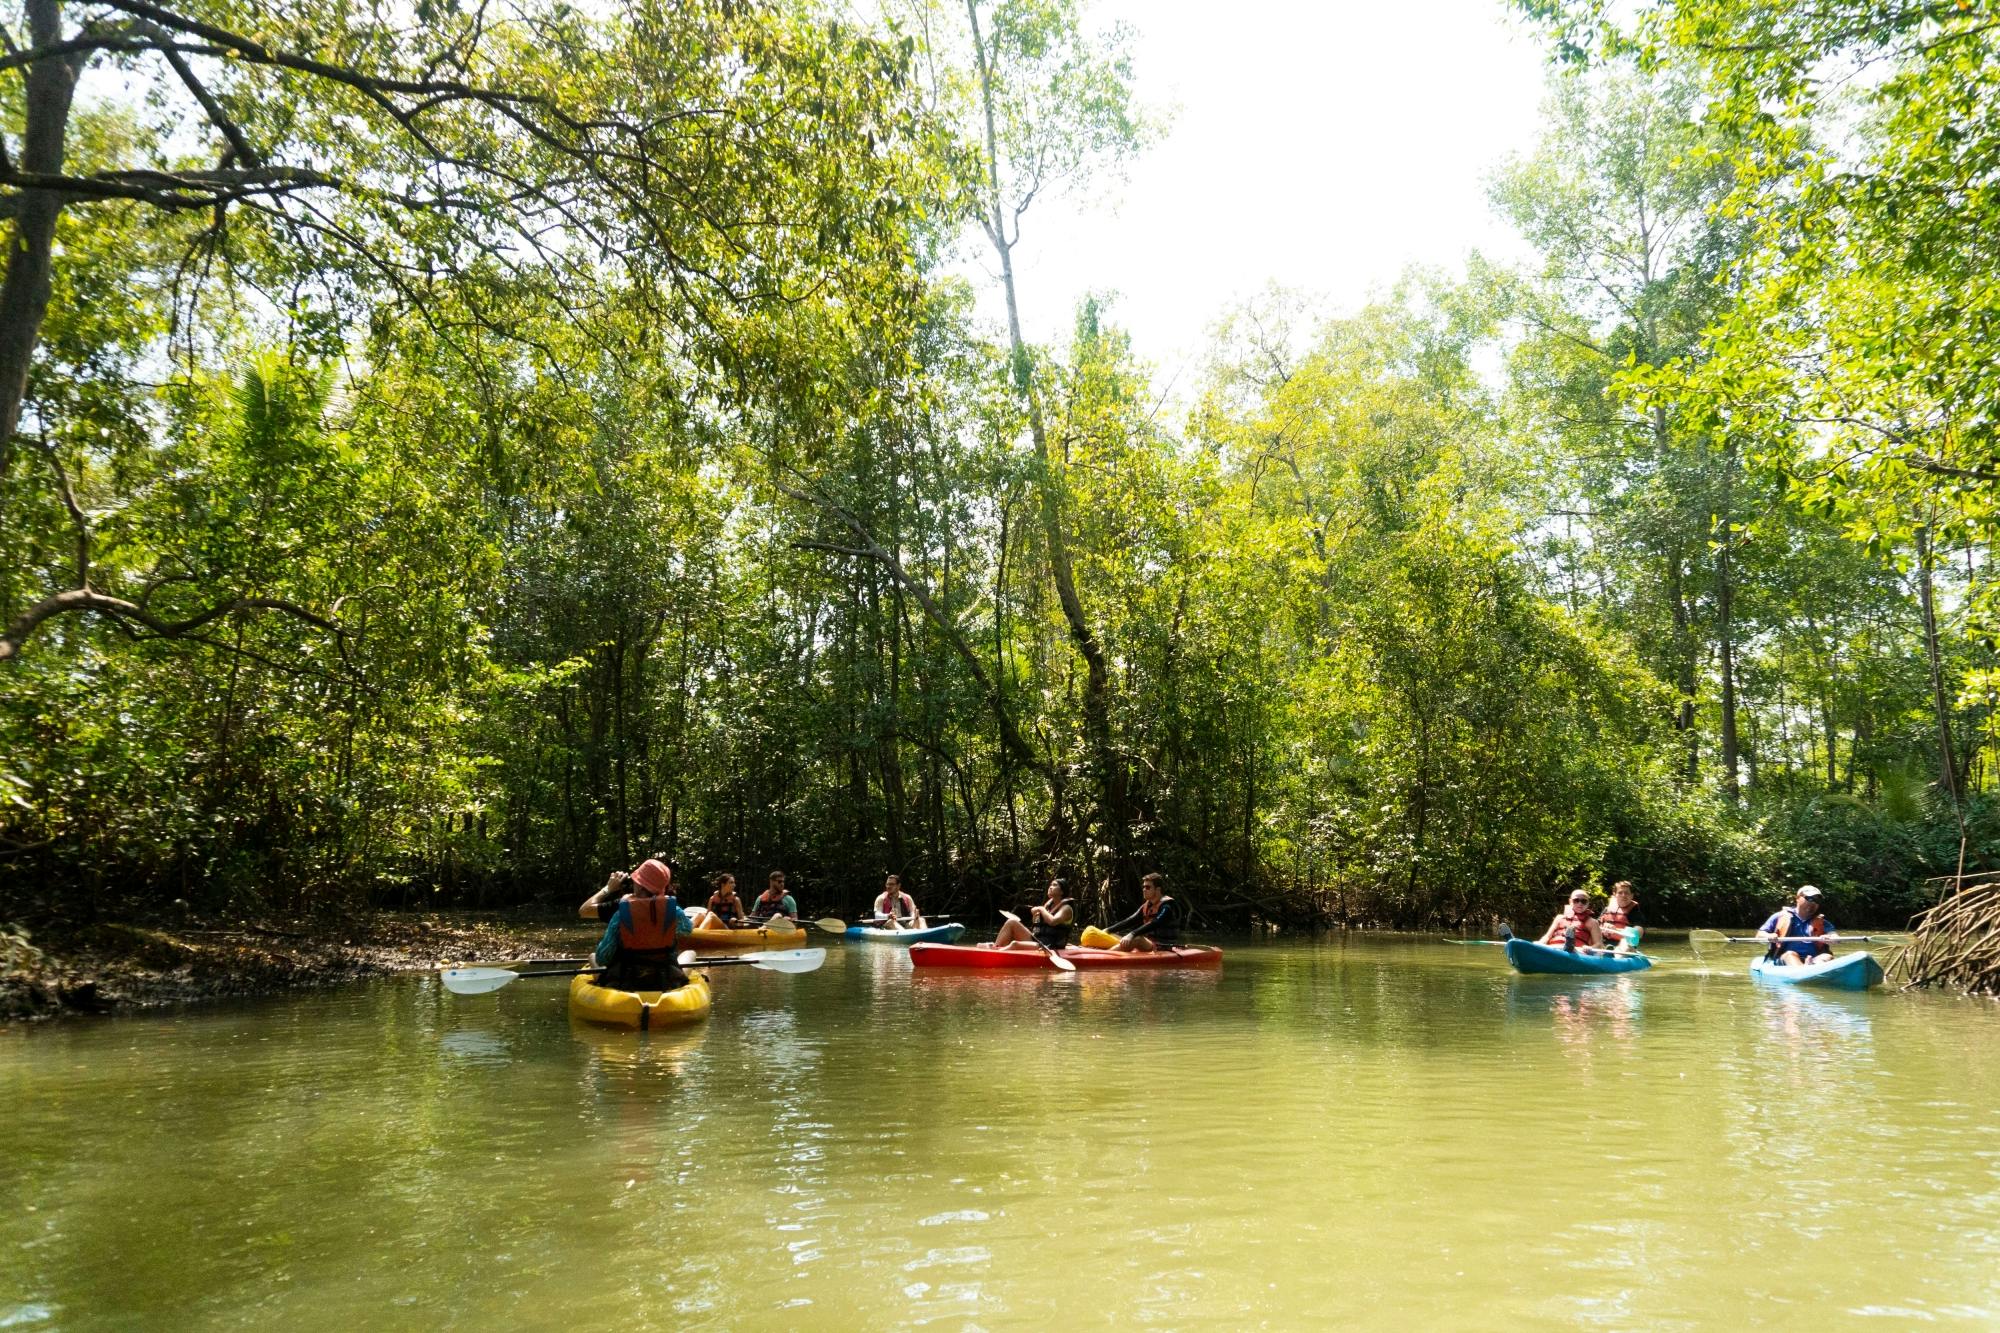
[617,892,680,960]
[1600,901,1636,938]
[1542,907,1596,947]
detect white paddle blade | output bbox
[677,949,699,966]
[746,947,827,973]
[813,918,848,933]
[999,909,1022,923]
[1046,950,1076,972]
[441,967,519,996]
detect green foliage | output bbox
[0,0,1986,940]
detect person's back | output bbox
[583,858,692,988]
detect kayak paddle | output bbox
[808,918,850,933]
[443,965,601,994]
[674,947,826,973]
[1689,928,1905,960]
[443,948,826,995]
[1000,909,1076,971]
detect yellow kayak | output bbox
[685,924,806,950]
[568,970,712,1030]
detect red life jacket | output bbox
[754,890,790,916]
[1788,910,1831,955]
[617,892,679,960]
[707,891,742,918]
[1542,907,1595,946]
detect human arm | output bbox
[1105,905,1144,936]
[580,871,627,919]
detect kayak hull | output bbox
[568,971,712,1029]
[909,943,1222,970]
[685,924,806,950]
[1750,952,1885,991]
[1504,938,1653,976]
[845,922,966,944]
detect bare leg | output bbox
[992,919,1033,948]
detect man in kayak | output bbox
[1600,881,1644,954]
[749,870,798,927]
[691,872,746,930]
[991,876,1074,950]
[871,874,926,930]
[1106,873,1180,952]
[1756,884,1838,966]
[579,857,693,988]
[1538,891,1605,952]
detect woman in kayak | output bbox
[1756,884,1838,966]
[691,873,745,931]
[1538,890,1605,952]
[871,874,926,930]
[1600,881,1644,954]
[991,877,1074,950]
[578,857,693,989]
[1106,873,1180,952]
[749,870,798,927]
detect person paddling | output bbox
[871,874,925,930]
[691,872,745,931]
[1600,881,1644,955]
[749,870,798,928]
[1106,872,1181,953]
[579,857,693,990]
[991,877,1074,951]
[1539,890,1605,953]
[1756,884,1838,966]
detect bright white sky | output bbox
[963,0,1553,390]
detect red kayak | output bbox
[908,943,1223,970]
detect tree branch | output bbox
[0,587,345,663]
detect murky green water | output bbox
[4,935,1998,1329]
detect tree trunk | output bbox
[966,0,1125,880]
[1916,526,1965,823]
[1667,550,1699,784]
[1716,534,1741,803]
[0,0,84,506]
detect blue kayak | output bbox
[1504,937,1653,976]
[1749,952,1884,991]
[845,922,965,944]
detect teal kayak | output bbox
[1750,952,1884,991]
[1504,937,1653,976]
[845,922,965,944]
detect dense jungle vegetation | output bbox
[1,0,1994,932]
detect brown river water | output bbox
[3,932,1998,1328]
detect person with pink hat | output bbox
[579,857,693,987]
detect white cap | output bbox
[1797,884,1822,899]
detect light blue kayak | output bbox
[1504,937,1653,976]
[845,922,965,944]
[1749,952,1885,991]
